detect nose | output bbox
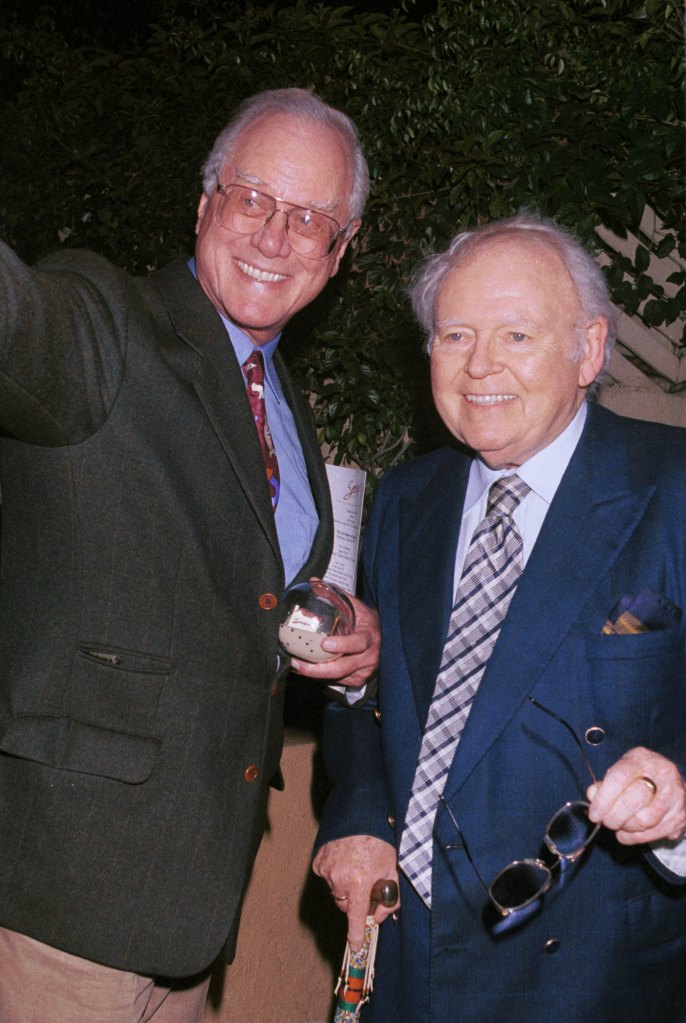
[251,209,291,259]
[464,336,499,379]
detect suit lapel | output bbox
[151,258,280,563]
[399,450,471,725]
[442,405,656,799]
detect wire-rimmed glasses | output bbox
[441,697,600,918]
[215,183,349,259]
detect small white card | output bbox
[323,463,366,595]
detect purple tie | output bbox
[242,351,280,512]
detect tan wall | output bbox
[205,731,345,1023]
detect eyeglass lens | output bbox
[490,860,551,911]
[545,801,599,858]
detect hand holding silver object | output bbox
[279,580,356,663]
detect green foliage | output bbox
[1,0,684,485]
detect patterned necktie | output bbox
[398,474,531,906]
[242,351,280,512]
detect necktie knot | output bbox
[243,351,265,387]
[486,475,530,520]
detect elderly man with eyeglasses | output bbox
[314,213,686,1023]
[0,88,379,1022]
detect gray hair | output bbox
[410,212,617,376]
[202,88,369,223]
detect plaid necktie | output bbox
[243,350,280,512]
[398,474,530,906]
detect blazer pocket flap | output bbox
[0,716,159,783]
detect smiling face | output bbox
[194,113,359,345]
[430,237,607,468]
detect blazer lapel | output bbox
[151,258,281,563]
[398,450,471,725]
[443,405,657,799]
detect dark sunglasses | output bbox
[440,697,600,919]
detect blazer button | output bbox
[543,939,560,955]
[244,765,259,783]
[374,709,382,722]
[387,814,396,829]
[585,726,606,745]
[258,593,278,610]
[271,681,279,698]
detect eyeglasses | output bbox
[215,183,349,259]
[441,697,600,919]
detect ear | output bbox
[328,218,361,278]
[195,193,210,235]
[578,316,609,388]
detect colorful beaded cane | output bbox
[333,880,398,1022]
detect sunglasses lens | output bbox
[490,860,550,912]
[546,801,597,857]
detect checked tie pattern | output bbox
[243,351,280,512]
[398,474,530,907]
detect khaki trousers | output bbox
[0,928,211,1023]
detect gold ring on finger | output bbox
[639,775,658,797]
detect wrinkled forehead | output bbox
[437,234,580,310]
[222,112,354,211]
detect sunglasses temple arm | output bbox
[438,795,492,900]
[528,696,598,785]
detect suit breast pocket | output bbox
[585,624,686,741]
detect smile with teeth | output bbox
[236,259,287,283]
[465,394,517,405]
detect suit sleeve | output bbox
[0,242,127,445]
[315,477,394,851]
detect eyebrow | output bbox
[233,169,341,214]
[435,316,542,330]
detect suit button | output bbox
[271,681,279,698]
[259,593,278,610]
[244,765,259,782]
[373,709,382,722]
[585,726,606,745]
[387,814,396,829]
[543,939,560,954]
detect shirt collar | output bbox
[465,401,588,511]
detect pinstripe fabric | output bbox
[398,475,530,906]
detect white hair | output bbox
[410,212,617,377]
[201,88,369,223]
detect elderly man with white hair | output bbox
[315,213,686,1023]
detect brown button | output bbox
[258,593,278,610]
[543,939,560,955]
[244,765,259,782]
[271,681,279,698]
[387,814,396,829]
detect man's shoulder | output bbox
[376,444,470,500]
[33,249,192,293]
[589,403,686,491]
[591,403,686,456]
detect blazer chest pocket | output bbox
[584,624,686,730]
[71,643,175,735]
